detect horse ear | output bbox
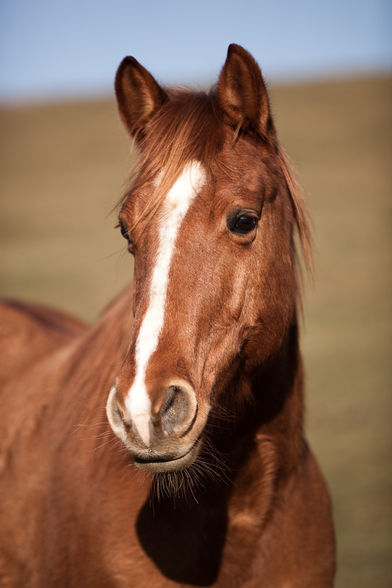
[218,44,271,137]
[115,56,168,139]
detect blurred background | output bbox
[1,1,391,585]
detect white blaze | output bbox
[125,161,206,446]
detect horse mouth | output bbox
[133,437,202,473]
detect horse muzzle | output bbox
[106,381,206,472]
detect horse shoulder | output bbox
[217,440,334,587]
[251,444,336,587]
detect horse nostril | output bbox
[106,383,128,440]
[160,384,197,437]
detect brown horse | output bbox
[0,44,335,587]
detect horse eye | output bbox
[119,222,129,241]
[118,222,135,253]
[227,213,258,235]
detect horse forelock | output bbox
[120,91,224,229]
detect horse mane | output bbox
[276,143,313,275]
[120,88,312,275]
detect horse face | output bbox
[106,46,299,472]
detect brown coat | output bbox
[0,44,335,587]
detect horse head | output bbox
[106,44,309,474]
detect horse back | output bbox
[0,299,87,384]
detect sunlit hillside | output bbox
[1,75,391,587]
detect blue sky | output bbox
[0,0,391,102]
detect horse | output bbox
[0,44,335,587]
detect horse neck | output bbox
[212,317,304,482]
[61,288,133,415]
[254,319,304,473]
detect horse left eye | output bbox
[227,214,258,235]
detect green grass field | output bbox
[1,75,391,586]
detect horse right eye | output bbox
[119,222,129,241]
[118,222,135,253]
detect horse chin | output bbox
[132,437,202,473]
